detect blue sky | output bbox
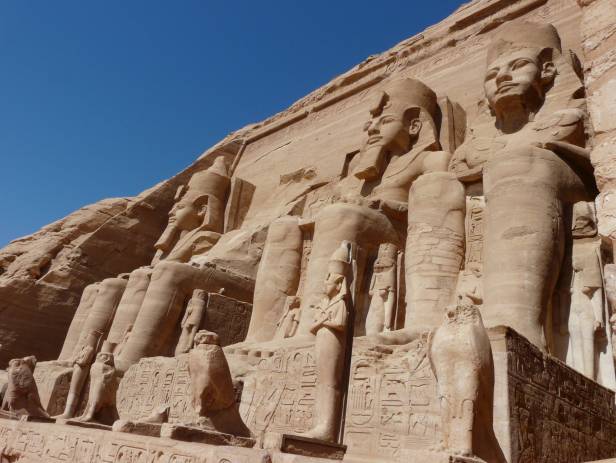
[0,1,464,247]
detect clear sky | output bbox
[1,0,464,247]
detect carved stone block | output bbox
[200,293,252,347]
[160,423,255,448]
[281,434,346,460]
[32,362,73,416]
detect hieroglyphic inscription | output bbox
[464,196,486,271]
[117,355,196,424]
[201,294,252,347]
[0,419,266,462]
[506,330,616,463]
[240,347,316,437]
[33,362,73,416]
[344,339,440,461]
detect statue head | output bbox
[444,303,482,325]
[9,356,36,372]
[194,329,220,347]
[484,21,560,119]
[355,78,438,180]
[324,241,352,299]
[169,157,230,232]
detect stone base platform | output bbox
[281,434,346,460]
[0,417,332,463]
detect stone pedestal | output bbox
[160,423,255,448]
[281,434,346,460]
[231,327,616,462]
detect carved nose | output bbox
[367,123,380,136]
[496,67,512,85]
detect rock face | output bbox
[2,0,616,462]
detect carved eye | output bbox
[485,69,498,81]
[512,59,531,70]
[380,116,395,125]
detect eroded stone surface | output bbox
[1,0,616,461]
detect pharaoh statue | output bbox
[57,157,255,378]
[296,78,460,337]
[113,156,243,370]
[39,157,244,420]
[175,289,208,355]
[365,243,397,335]
[305,242,352,442]
[448,21,595,349]
[567,202,605,380]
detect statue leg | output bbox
[57,364,88,419]
[116,261,250,371]
[116,261,195,370]
[297,202,398,335]
[405,172,465,331]
[74,277,127,350]
[106,267,151,346]
[482,146,586,349]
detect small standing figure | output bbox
[188,330,250,436]
[175,290,208,356]
[76,351,118,424]
[1,356,49,418]
[57,330,102,419]
[569,202,604,380]
[274,296,301,340]
[305,242,352,442]
[365,243,397,335]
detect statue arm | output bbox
[320,299,348,332]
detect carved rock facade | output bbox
[2,0,616,462]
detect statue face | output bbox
[484,48,547,111]
[325,273,342,298]
[362,106,419,155]
[170,198,201,231]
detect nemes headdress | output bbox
[486,21,562,65]
[371,78,438,124]
[183,156,230,202]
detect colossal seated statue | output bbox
[448,21,595,350]
[34,158,246,418]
